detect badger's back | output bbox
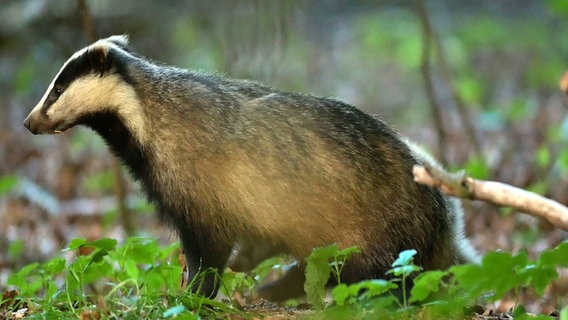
[131,70,455,270]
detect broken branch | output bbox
[413,164,568,231]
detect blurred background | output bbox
[1,0,568,312]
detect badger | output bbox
[23,35,479,301]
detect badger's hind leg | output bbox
[176,223,233,298]
[228,239,287,272]
[257,262,307,302]
[257,256,384,302]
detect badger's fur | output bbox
[24,35,479,301]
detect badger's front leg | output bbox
[177,224,233,298]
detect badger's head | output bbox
[23,35,141,136]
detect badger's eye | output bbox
[53,85,63,97]
[48,85,63,103]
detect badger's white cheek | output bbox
[45,101,60,117]
[45,95,74,120]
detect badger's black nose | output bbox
[23,114,38,134]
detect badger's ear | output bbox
[106,35,130,51]
[87,46,114,76]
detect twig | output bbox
[416,0,448,164]
[77,0,134,235]
[413,165,568,231]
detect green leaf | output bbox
[45,281,61,304]
[410,270,448,303]
[88,238,118,251]
[15,262,39,277]
[451,251,531,301]
[388,265,421,277]
[305,260,331,309]
[392,249,418,267]
[335,246,362,259]
[304,245,342,310]
[68,267,81,285]
[7,262,39,288]
[308,244,341,261]
[89,249,109,264]
[512,305,527,318]
[539,241,568,267]
[125,259,140,279]
[387,249,421,277]
[331,279,396,307]
[121,237,160,264]
[560,305,568,320]
[358,279,397,300]
[143,268,168,293]
[331,283,350,306]
[45,257,66,275]
[520,264,557,296]
[220,271,238,296]
[65,238,87,251]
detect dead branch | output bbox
[413,164,568,231]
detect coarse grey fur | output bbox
[24,35,479,301]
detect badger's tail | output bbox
[404,138,482,265]
[446,197,482,264]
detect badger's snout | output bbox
[23,111,67,135]
[23,113,39,134]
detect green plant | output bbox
[304,245,361,310]
[386,249,422,308]
[5,239,568,318]
[5,237,246,318]
[221,255,287,300]
[302,242,568,319]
